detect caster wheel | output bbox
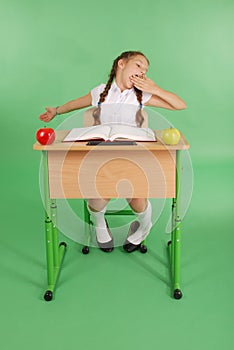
[139,244,147,254]
[59,242,67,248]
[44,290,53,301]
[167,240,172,246]
[174,289,183,300]
[82,246,89,254]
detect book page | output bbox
[63,125,111,142]
[109,124,156,141]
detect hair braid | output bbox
[99,68,116,103]
[92,60,118,125]
[134,87,144,127]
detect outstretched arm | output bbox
[130,75,186,110]
[39,92,92,122]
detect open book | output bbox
[63,124,156,142]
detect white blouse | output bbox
[90,82,152,126]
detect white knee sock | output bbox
[127,200,152,245]
[87,204,111,243]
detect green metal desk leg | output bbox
[42,151,67,302]
[169,150,183,300]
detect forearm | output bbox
[151,87,186,110]
[56,100,81,115]
[130,75,187,110]
[40,92,92,123]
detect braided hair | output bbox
[93,51,150,127]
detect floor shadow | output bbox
[0,238,46,289]
[121,247,171,288]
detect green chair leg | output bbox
[82,201,91,254]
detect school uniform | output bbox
[91,82,152,126]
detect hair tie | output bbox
[139,102,143,109]
[98,102,101,107]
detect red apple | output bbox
[36,127,55,145]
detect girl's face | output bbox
[117,55,149,90]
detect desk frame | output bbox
[42,151,67,301]
[35,131,189,301]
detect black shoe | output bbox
[97,238,114,252]
[96,220,114,253]
[123,240,140,253]
[123,221,141,253]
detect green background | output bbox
[1,0,233,349]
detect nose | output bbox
[135,72,145,78]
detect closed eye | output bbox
[135,60,148,73]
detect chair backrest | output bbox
[83,107,148,128]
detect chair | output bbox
[82,107,149,254]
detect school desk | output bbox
[33,130,190,301]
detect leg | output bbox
[127,198,148,213]
[82,200,91,254]
[51,199,59,268]
[123,198,152,253]
[88,198,110,212]
[169,199,176,275]
[42,151,67,301]
[83,198,110,252]
[87,198,113,252]
[169,150,183,299]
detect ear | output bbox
[117,59,125,70]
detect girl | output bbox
[40,50,186,253]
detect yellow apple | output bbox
[162,127,181,145]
